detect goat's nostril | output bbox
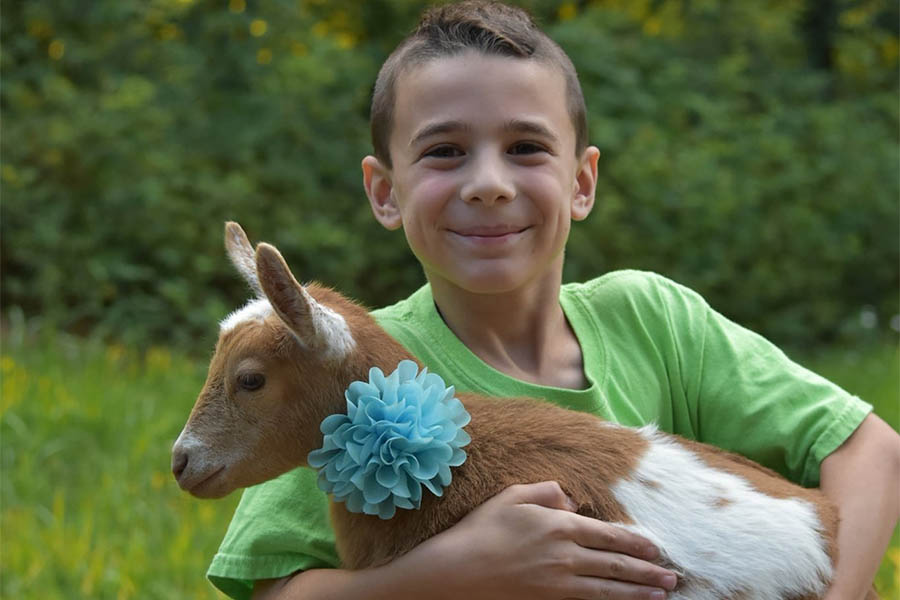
[172,450,189,480]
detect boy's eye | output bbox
[508,142,547,155]
[423,145,463,159]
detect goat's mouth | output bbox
[181,465,229,498]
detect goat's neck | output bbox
[357,334,421,375]
[293,331,418,465]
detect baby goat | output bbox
[173,222,840,599]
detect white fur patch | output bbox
[219,296,355,361]
[611,426,832,600]
[310,302,356,361]
[219,298,273,333]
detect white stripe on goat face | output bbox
[219,297,355,361]
[220,298,274,333]
[611,426,831,600]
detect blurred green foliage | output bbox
[2,0,898,352]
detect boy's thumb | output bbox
[503,481,578,512]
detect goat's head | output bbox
[172,222,373,498]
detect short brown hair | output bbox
[370,1,588,168]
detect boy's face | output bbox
[364,52,599,296]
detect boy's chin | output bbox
[436,270,554,297]
[428,259,564,296]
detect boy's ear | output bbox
[571,146,600,221]
[362,155,402,231]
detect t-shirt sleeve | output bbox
[658,277,872,487]
[206,467,339,600]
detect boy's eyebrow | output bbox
[502,118,560,144]
[409,119,559,147]
[409,120,471,147]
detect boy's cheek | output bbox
[406,175,457,209]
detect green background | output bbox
[3,0,897,352]
[2,0,898,598]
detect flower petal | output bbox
[394,496,415,510]
[422,476,443,497]
[320,413,348,435]
[437,463,452,486]
[345,490,365,513]
[348,380,379,401]
[375,465,399,489]
[307,360,471,520]
[363,475,392,504]
[307,448,330,469]
[391,473,412,499]
[369,366,387,391]
[397,360,419,382]
[377,501,396,520]
[449,447,467,466]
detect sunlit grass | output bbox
[1,331,897,598]
[1,332,239,599]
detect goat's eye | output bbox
[238,373,265,391]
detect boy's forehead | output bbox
[391,52,572,146]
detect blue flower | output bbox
[307,360,471,519]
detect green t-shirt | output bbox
[206,271,871,600]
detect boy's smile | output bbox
[364,52,599,296]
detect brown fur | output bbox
[331,395,646,568]
[174,225,844,598]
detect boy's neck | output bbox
[428,265,587,390]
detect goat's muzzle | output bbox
[171,431,230,498]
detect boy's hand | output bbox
[252,481,678,600]
[414,480,677,600]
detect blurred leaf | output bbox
[1,0,897,353]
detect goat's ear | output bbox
[255,243,356,358]
[225,222,264,298]
[255,242,320,342]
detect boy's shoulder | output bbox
[563,269,708,314]
[370,283,431,324]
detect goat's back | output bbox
[331,395,838,599]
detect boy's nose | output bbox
[461,156,515,206]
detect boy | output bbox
[208,3,899,599]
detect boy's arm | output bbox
[820,413,900,600]
[252,481,677,600]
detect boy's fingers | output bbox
[500,483,664,563]
[572,548,677,591]
[570,575,671,600]
[502,481,577,512]
[572,518,662,563]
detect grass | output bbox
[1,332,239,599]
[1,330,897,599]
